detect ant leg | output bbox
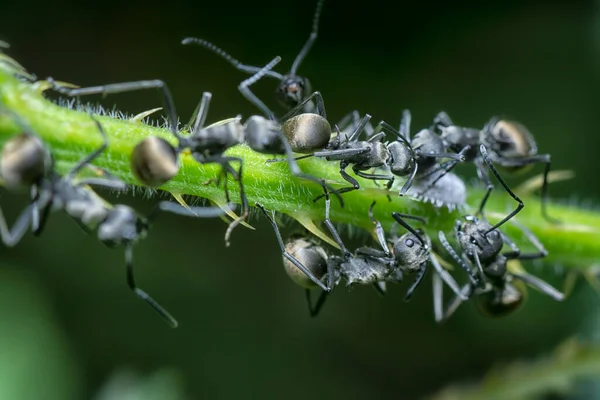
[47,78,180,139]
[430,252,468,300]
[417,145,471,196]
[238,56,281,118]
[124,245,178,328]
[399,163,418,196]
[255,202,329,291]
[336,110,361,134]
[32,202,52,237]
[312,161,361,202]
[281,91,328,120]
[474,155,494,219]
[432,272,444,322]
[321,185,351,258]
[504,219,548,260]
[191,92,212,134]
[511,271,565,302]
[67,117,109,179]
[354,170,395,186]
[368,201,390,256]
[496,154,559,224]
[0,204,33,247]
[305,288,328,317]
[399,109,411,139]
[404,262,428,301]
[290,0,325,75]
[439,283,474,323]
[471,251,488,289]
[438,231,479,286]
[479,145,524,233]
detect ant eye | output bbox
[489,230,500,239]
[405,238,414,248]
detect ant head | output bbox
[392,229,430,273]
[1,133,53,189]
[130,137,179,187]
[275,75,312,110]
[281,112,331,154]
[282,235,328,289]
[98,205,145,247]
[482,117,537,160]
[475,281,524,317]
[456,215,503,263]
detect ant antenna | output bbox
[290,0,325,75]
[181,38,284,80]
[238,56,282,118]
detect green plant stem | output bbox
[0,68,598,270]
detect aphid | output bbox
[0,114,231,327]
[182,0,325,111]
[436,215,564,322]
[432,111,558,226]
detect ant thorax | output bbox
[481,118,537,160]
[411,129,446,170]
[334,254,392,287]
[455,215,503,262]
[190,119,245,155]
[283,236,328,289]
[439,125,480,160]
[244,116,285,154]
[56,179,110,229]
[97,205,146,248]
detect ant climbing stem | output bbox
[478,144,524,234]
[238,56,344,206]
[182,0,326,110]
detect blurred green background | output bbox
[1,0,600,398]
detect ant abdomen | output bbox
[475,282,524,317]
[283,236,328,289]
[281,113,331,153]
[482,118,537,166]
[1,133,52,189]
[131,136,179,187]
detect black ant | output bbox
[435,214,564,322]
[431,111,558,226]
[0,111,231,327]
[182,0,325,112]
[256,192,466,317]
[46,55,340,245]
[298,112,465,202]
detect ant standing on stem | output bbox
[0,109,232,327]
